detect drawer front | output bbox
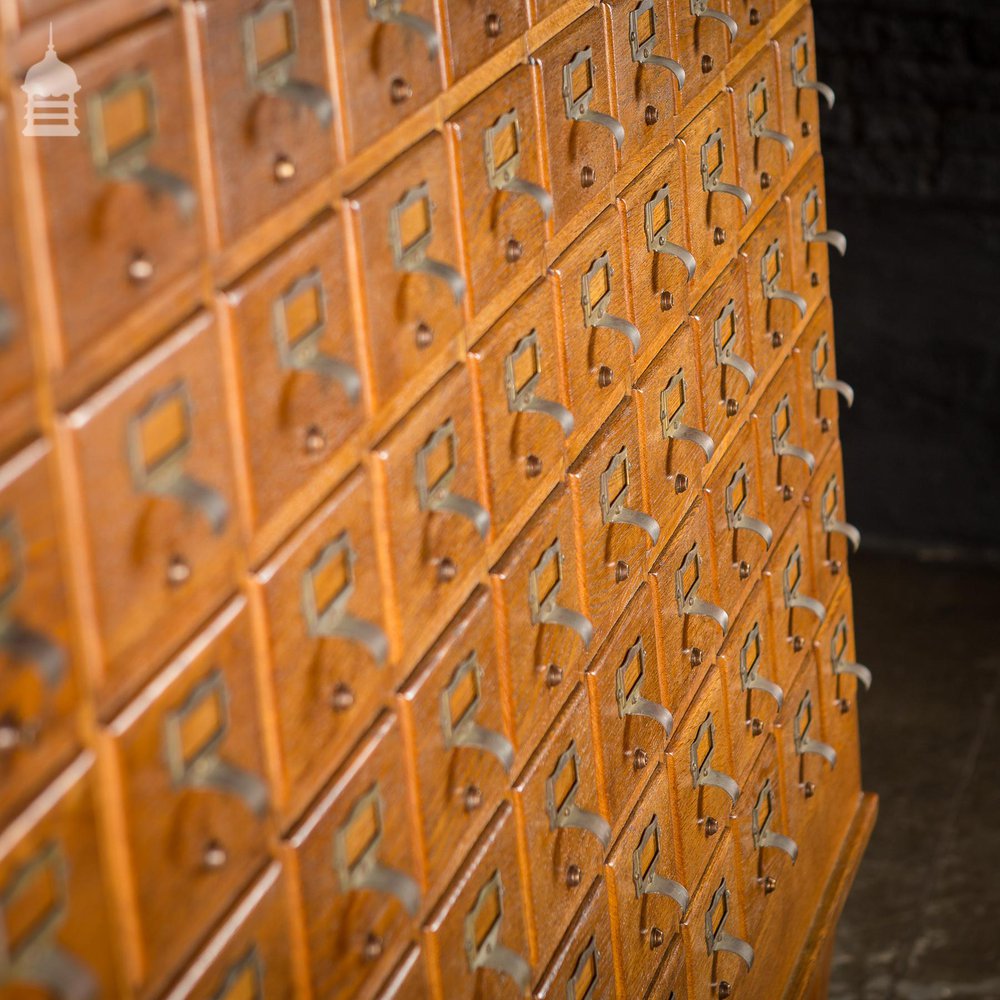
[373,945,431,998]
[534,878,615,1000]
[398,587,513,892]
[739,201,804,385]
[703,422,771,616]
[513,685,610,965]
[775,6,829,170]
[586,585,670,831]
[195,0,337,244]
[643,933,688,1000]
[605,766,688,1000]
[805,442,857,613]
[633,324,711,547]
[683,834,753,999]
[224,215,365,535]
[718,582,783,781]
[349,133,466,412]
[785,155,845,322]
[648,499,725,720]
[604,0,681,176]
[290,712,421,1000]
[469,280,569,537]
[763,506,825,693]
[550,206,634,453]
[35,15,203,369]
[374,364,489,660]
[568,400,658,639]
[667,666,740,890]
[726,0,774,54]
[161,864,297,1000]
[796,299,850,462]
[752,355,814,539]
[255,466,390,821]
[64,314,239,706]
[331,0,444,155]
[491,485,592,757]
[679,93,750,279]
[0,442,78,824]
[534,10,621,232]
[618,144,694,370]
[442,0,530,82]
[668,0,730,107]
[424,803,532,1000]
[107,599,271,995]
[448,67,551,317]
[691,259,755,447]
[730,45,791,206]
[0,756,119,997]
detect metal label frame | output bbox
[242,0,300,90]
[126,380,195,494]
[440,650,483,749]
[484,108,523,191]
[581,252,615,328]
[272,268,328,371]
[529,538,565,625]
[415,418,460,512]
[562,47,596,122]
[504,329,542,414]
[389,181,435,272]
[301,531,356,636]
[163,668,231,787]
[87,68,159,177]
[599,447,633,527]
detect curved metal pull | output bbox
[600,447,660,545]
[699,763,739,803]
[546,742,611,849]
[630,0,685,88]
[674,544,729,635]
[608,498,660,543]
[562,48,625,149]
[504,329,573,437]
[6,946,98,1000]
[674,422,715,458]
[639,51,686,88]
[771,395,815,473]
[582,251,641,354]
[690,0,738,41]
[706,879,754,971]
[522,393,574,436]
[537,601,593,647]
[473,942,530,990]
[831,617,871,691]
[793,690,836,770]
[735,509,772,546]
[165,473,229,534]
[297,351,362,404]
[783,545,825,622]
[746,671,783,708]
[791,33,834,109]
[810,331,854,407]
[0,619,66,689]
[415,418,490,538]
[432,490,490,536]
[769,284,808,316]
[413,255,466,302]
[184,754,270,816]
[506,176,553,219]
[724,347,756,387]
[368,0,439,57]
[825,516,860,552]
[713,299,756,390]
[806,227,847,257]
[836,657,872,691]
[799,76,835,109]
[799,733,837,767]
[129,163,198,221]
[617,638,673,738]
[484,109,553,220]
[701,130,751,213]
[724,463,773,550]
[761,125,794,159]
[712,178,751,214]
[815,372,854,407]
[712,928,754,969]
[660,370,714,460]
[776,439,814,471]
[632,815,690,914]
[788,590,825,621]
[739,623,783,709]
[747,80,793,160]
[529,539,594,649]
[690,714,739,805]
[269,79,333,125]
[441,651,515,771]
[655,238,696,279]
[761,827,799,860]
[596,310,641,353]
[463,871,531,989]
[313,605,389,664]
[356,859,422,914]
[645,183,696,281]
[578,108,625,148]
[452,719,514,771]
[750,778,797,860]
[644,871,689,911]
[761,242,807,318]
[555,798,611,848]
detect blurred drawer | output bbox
[679,93,750,280]
[690,259,755,447]
[423,803,533,999]
[774,6,830,170]
[373,944,431,998]
[289,712,421,1000]
[105,599,271,996]
[643,932,688,999]
[0,441,78,825]
[617,144,694,371]
[586,585,670,832]
[0,755,118,997]
[726,0,773,54]
[533,878,615,1000]
[193,0,337,245]
[605,766,688,999]
[550,206,634,454]
[648,498,725,721]
[441,0,530,82]
[253,465,390,823]
[448,67,551,317]
[32,14,203,372]
[330,0,444,155]
[490,484,592,759]
[398,587,513,893]
[666,666,740,890]
[534,9,621,232]
[669,0,731,108]
[63,314,239,710]
[160,864,297,1000]
[796,299,851,462]
[224,214,365,537]
[469,281,569,539]
[513,685,610,966]
[373,364,489,662]
[348,133,466,412]
[633,324,712,548]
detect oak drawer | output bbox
[774,6,829,170]
[668,0,730,107]
[643,931,688,999]
[796,298,850,463]
[441,0,530,82]
[726,0,773,54]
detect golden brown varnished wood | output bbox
[784,154,838,324]
[773,5,823,171]
[441,0,531,83]
[803,439,854,611]
[643,931,689,999]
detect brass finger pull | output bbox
[831,615,871,691]
[771,394,815,472]
[463,871,531,989]
[163,670,270,816]
[0,844,98,1000]
[441,651,515,771]
[562,48,625,149]
[631,815,690,913]
[600,447,660,544]
[88,70,197,220]
[334,785,421,915]
[700,129,751,215]
[690,713,740,804]
[616,637,673,738]
[791,33,835,109]
[644,183,697,281]
[582,252,641,354]
[414,418,490,538]
[751,778,798,861]
[504,329,573,437]
[243,0,333,126]
[820,474,860,553]
[705,878,755,970]
[367,0,440,58]
[545,741,611,848]
[739,622,784,709]
[811,331,854,407]
[714,299,756,390]
[660,369,715,459]
[126,381,229,535]
[301,532,389,664]
[674,543,729,635]
[782,545,826,622]
[760,241,807,317]
[389,181,466,303]
[801,187,846,256]
[690,0,738,42]
[484,109,552,220]
[793,689,837,768]
[747,79,794,160]
[724,462,773,548]
[629,0,685,88]
[529,539,594,648]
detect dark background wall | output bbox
[811,0,1000,555]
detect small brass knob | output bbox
[803,780,816,798]
[166,555,191,587]
[484,12,502,36]
[390,77,412,104]
[437,558,458,583]
[566,864,583,887]
[598,365,614,388]
[650,927,665,948]
[633,748,649,771]
[330,684,355,712]
[763,874,777,894]
[581,165,596,188]
[690,647,703,667]
[615,560,630,583]
[660,290,674,311]
[525,454,543,478]
[750,717,764,736]
[702,54,714,73]
[714,226,727,246]
[464,785,483,811]
[705,817,720,837]
[203,841,228,870]
[726,398,740,417]
[739,560,751,580]
[645,105,659,126]
[274,155,296,182]
[546,664,564,688]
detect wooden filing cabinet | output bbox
[0,0,875,996]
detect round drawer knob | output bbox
[464,785,483,811]
[704,817,720,836]
[580,165,596,188]
[304,425,327,455]
[363,934,384,962]
[674,473,689,494]
[566,864,582,888]
[437,558,458,583]
[633,748,649,771]
[660,290,674,311]
[274,156,296,182]
[203,841,228,870]
[645,105,658,126]
[714,226,727,246]
[690,647,703,667]
[750,717,764,736]
[598,366,614,388]
[525,454,543,478]
[803,780,816,799]
[330,684,355,712]
[615,560,629,583]
[390,77,412,104]
[485,12,502,36]
[128,254,154,284]
[650,927,665,948]
[726,398,739,417]
[739,560,751,580]
[166,555,191,587]
[545,664,564,688]
[506,238,524,264]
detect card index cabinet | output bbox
[0,0,876,996]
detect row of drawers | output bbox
[0,0,833,428]
[0,541,867,998]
